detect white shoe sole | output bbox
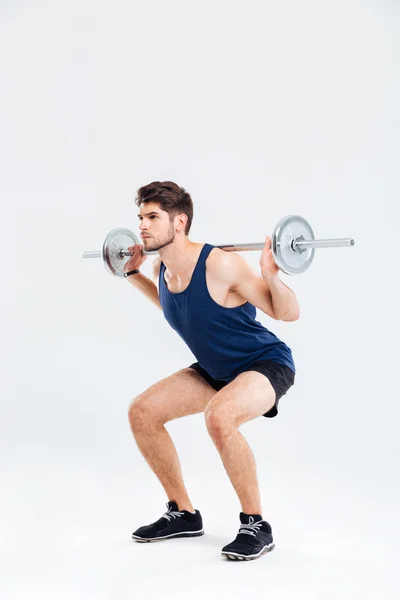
[221,542,275,561]
[132,529,205,543]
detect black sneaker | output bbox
[221,513,275,561]
[131,501,204,543]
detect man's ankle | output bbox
[171,500,195,513]
[180,506,196,513]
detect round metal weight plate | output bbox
[272,215,315,275]
[102,228,140,277]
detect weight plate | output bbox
[272,215,315,275]
[102,228,140,277]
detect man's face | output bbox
[138,202,176,252]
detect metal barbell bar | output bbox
[82,214,355,277]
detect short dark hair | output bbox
[134,181,193,235]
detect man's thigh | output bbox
[128,367,217,425]
[206,371,277,427]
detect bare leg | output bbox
[205,371,277,517]
[128,368,215,512]
[131,423,195,511]
[211,428,263,515]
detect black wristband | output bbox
[124,269,140,278]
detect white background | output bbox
[1,0,399,598]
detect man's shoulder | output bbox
[206,246,228,268]
[206,247,247,286]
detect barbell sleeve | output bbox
[293,238,355,251]
[82,251,102,258]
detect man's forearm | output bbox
[125,273,162,310]
[263,274,300,321]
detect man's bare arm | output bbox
[125,257,162,310]
[210,250,299,321]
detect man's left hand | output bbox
[260,236,280,279]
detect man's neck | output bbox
[159,240,204,277]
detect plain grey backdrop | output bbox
[1,0,399,598]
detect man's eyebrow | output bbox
[137,211,159,217]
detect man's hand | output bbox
[260,236,280,279]
[123,244,147,273]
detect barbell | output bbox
[82,214,355,277]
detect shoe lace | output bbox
[162,503,185,522]
[238,516,263,537]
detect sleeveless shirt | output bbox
[158,243,296,381]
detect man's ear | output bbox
[177,213,188,232]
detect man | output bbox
[125,181,299,561]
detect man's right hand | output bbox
[124,244,148,273]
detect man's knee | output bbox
[128,395,158,432]
[205,400,234,442]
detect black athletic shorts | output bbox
[188,360,295,418]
